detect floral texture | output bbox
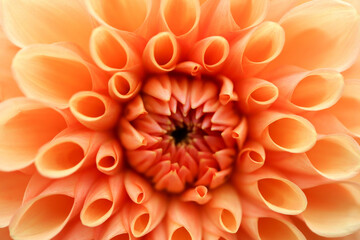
[1,0,360,239]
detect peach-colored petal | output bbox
[265,0,296,21]
[143,74,172,102]
[174,61,203,76]
[236,140,265,173]
[124,95,148,121]
[118,118,147,150]
[272,68,344,112]
[203,185,241,234]
[142,32,180,73]
[90,26,144,73]
[189,36,229,73]
[96,139,123,175]
[0,98,67,171]
[201,214,237,240]
[271,0,360,71]
[218,76,238,105]
[0,28,22,101]
[249,111,317,153]
[35,130,109,178]
[108,72,142,102]
[200,0,268,38]
[124,171,153,205]
[302,183,360,237]
[167,199,202,240]
[180,185,212,205]
[144,221,167,240]
[236,78,278,114]
[0,227,11,240]
[53,217,94,240]
[12,44,107,108]
[0,171,31,227]
[69,91,121,131]
[127,192,167,238]
[235,169,307,215]
[2,0,96,51]
[81,174,125,227]
[96,210,130,240]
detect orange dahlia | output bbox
[1,0,360,239]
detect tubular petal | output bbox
[249,111,317,153]
[237,141,265,173]
[53,218,94,240]
[302,183,360,237]
[96,211,129,240]
[124,171,153,204]
[108,72,142,102]
[12,44,106,108]
[180,185,212,205]
[218,76,238,105]
[2,0,95,51]
[0,98,67,171]
[96,139,123,175]
[69,91,121,130]
[143,32,180,73]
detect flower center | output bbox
[119,73,245,193]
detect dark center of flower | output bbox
[171,125,190,145]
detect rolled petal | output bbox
[224,21,285,77]
[167,200,202,240]
[124,95,148,121]
[249,111,317,153]
[273,0,360,71]
[202,215,237,240]
[35,130,108,178]
[236,78,278,114]
[0,171,31,227]
[0,98,67,171]
[118,118,147,150]
[200,0,268,37]
[90,26,143,73]
[12,44,106,108]
[302,183,360,237]
[203,185,242,234]
[189,36,229,73]
[142,32,180,73]
[96,211,129,240]
[174,61,203,76]
[272,68,344,112]
[218,76,238,105]
[180,186,212,205]
[2,0,95,51]
[53,217,94,240]
[127,192,167,237]
[124,171,153,204]
[81,174,125,227]
[96,139,123,175]
[69,91,121,131]
[236,141,265,173]
[108,72,141,102]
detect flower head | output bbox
[1,0,360,239]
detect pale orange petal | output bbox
[96,139,123,175]
[236,140,265,173]
[180,185,212,205]
[124,171,153,204]
[108,72,142,102]
[96,211,130,240]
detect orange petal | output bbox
[236,140,265,173]
[118,118,147,150]
[302,183,360,237]
[69,91,121,131]
[273,0,360,71]
[53,217,94,240]
[2,0,96,52]
[96,139,123,175]
[108,72,142,102]
[180,185,212,205]
[0,227,11,240]
[202,214,237,240]
[12,44,106,108]
[167,199,202,240]
[249,111,317,153]
[96,210,130,240]
[142,75,172,102]
[0,98,67,171]
[174,61,203,76]
[142,32,180,73]
[124,95,148,121]
[218,76,238,105]
[124,171,153,204]
[203,184,242,233]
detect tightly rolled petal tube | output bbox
[0,172,30,227]
[0,98,67,171]
[249,111,317,153]
[199,0,268,38]
[124,171,153,204]
[189,36,229,73]
[167,200,202,240]
[118,118,147,150]
[174,61,203,76]
[12,44,106,108]
[201,215,237,240]
[159,0,200,50]
[236,78,278,114]
[81,175,125,227]
[224,21,285,77]
[69,91,121,131]
[96,211,129,240]
[35,130,108,178]
[96,139,123,175]
[302,183,360,237]
[236,141,265,173]
[180,186,212,205]
[142,32,180,73]
[2,0,95,51]
[108,72,141,102]
[272,68,344,112]
[273,0,360,71]
[90,26,143,73]
[235,169,307,215]
[203,185,242,234]
[218,76,238,105]
[127,192,167,238]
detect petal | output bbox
[2,0,95,51]
[96,139,123,175]
[96,211,130,240]
[236,140,265,173]
[0,98,67,171]
[108,72,142,102]
[124,171,153,204]
[180,185,212,205]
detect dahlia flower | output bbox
[1,0,360,239]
